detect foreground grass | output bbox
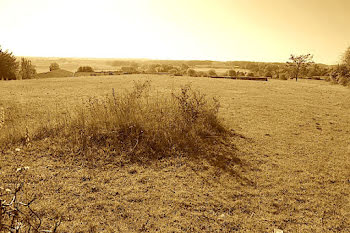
[1,75,350,232]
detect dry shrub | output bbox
[22,81,231,162]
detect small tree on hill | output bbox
[286,54,314,81]
[20,58,36,79]
[49,62,60,71]
[0,46,18,80]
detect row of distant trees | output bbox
[0,46,36,80]
[105,57,330,79]
[2,44,349,84]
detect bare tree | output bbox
[287,54,314,81]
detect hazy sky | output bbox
[0,0,349,64]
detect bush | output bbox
[77,66,94,72]
[0,46,18,80]
[49,62,60,71]
[196,71,208,77]
[227,69,236,76]
[186,68,197,77]
[19,58,36,79]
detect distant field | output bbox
[1,75,350,232]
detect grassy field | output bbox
[1,75,350,232]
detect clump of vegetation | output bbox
[77,66,94,72]
[49,62,60,71]
[227,69,236,76]
[186,68,197,77]
[63,82,228,161]
[0,46,18,80]
[19,58,36,80]
[0,46,37,80]
[1,81,231,163]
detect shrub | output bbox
[0,46,18,80]
[186,68,197,77]
[49,62,60,71]
[227,69,236,76]
[196,71,208,77]
[19,58,36,79]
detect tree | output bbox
[49,62,60,71]
[0,46,18,80]
[77,66,94,72]
[20,58,36,79]
[227,69,236,76]
[286,54,314,81]
[186,68,197,77]
[180,63,189,71]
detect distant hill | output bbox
[35,69,73,79]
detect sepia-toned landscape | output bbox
[1,0,350,232]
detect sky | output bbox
[0,0,349,64]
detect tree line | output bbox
[0,46,36,80]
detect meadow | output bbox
[1,74,350,232]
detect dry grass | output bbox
[1,75,350,232]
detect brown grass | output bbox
[1,75,350,232]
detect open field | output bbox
[1,75,350,232]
